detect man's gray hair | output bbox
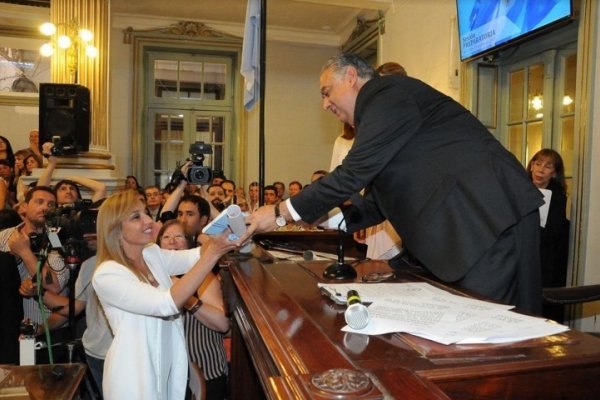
[321,53,376,80]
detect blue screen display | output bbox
[456,0,573,60]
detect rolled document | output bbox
[226,205,253,253]
[202,205,253,253]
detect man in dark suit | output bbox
[246,54,543,314]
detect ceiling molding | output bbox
[291,0,392,11]
[0,2,49,29]
[113,13,342,47]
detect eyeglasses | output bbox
[161,234,187,241]
[361,271,396,283]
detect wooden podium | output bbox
[0,363,86,399]
[222,249,600,399]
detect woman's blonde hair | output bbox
[96,190,146,281]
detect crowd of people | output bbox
[0,54,572,400]
[0,148,335,399]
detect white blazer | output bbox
[93,244,200,400]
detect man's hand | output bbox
[353,229,366,244]
[242,204,278,243]
[41,142,57,163]
[19,277,37,298]
[8,228,32,259]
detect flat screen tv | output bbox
[456,0,574,61]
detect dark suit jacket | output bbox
[0,251,23,364]
[540,179,569,287]
[291,75,543,282]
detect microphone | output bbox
[344,290,370,330]
[323,211,357,280]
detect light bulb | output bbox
[79,29,93,42]
[39,22,56,36]
[40,43,54,57]
[57,35,72,49]
[85,45,99,58]
[531,95,543,111]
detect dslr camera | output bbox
[48,135,78,156]
[187,141,213,184]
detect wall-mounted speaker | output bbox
[39,83,90,155]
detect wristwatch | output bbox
[274,204,287,227]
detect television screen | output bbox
[456,0,574,61]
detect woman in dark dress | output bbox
[527,149,569,321]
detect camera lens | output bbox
[193,169,205,181]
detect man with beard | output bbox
[0,186,69,362]
[207,184,226,212]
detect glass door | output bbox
[500,48,576,201]
[146,109,231,188]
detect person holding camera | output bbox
[37,142,107,207]
[0,186,69,361]
[92,190,239,399]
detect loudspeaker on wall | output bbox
[39,83,90,155]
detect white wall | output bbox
[0,104,38,151]
[108,16,340,191]
[244,41,340,188]
[380,0,459,99]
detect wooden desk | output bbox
[223,256,600,400]
[0,363,86,399]
[253,230,367,260]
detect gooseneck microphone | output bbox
[344,290,370,330]
[323,213,357,280]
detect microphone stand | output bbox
[63,239,82,342]
[323,213,357,280]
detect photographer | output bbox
[158,166,214,245]
[159,143,223,227]
[0,187,69,360]
[37,142,107,206]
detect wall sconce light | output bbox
[562,95,574,106]
[39,21,99,83]
[530,94,543,111]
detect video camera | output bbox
[44,199,98,240]
[30,200,98,260]
[48,135,79,156]
[187,141,213,184]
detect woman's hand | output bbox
[200,232,239,265]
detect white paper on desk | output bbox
[539,188,552,228]
[454,312,569,344]
[333,282,569,345]
[317,282,507,306]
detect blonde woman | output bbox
[92,190,237,399]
